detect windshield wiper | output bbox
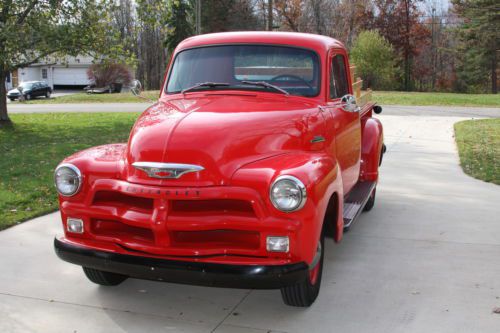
[241,80,289,95]
[181,82,230,94]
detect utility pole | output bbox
[267,0,273,31]
[196,0,201,35]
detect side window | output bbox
[330,54,349,99]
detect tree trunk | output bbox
[0,70,11,124]
[267,0,273,31]
[492,52,497,94]
[404,0,411,91]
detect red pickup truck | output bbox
[54,32,384,307]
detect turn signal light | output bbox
[67,218,84,234]
[266,236,289,252]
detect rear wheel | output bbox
[82,267,128,286]
[280,234,324,307]
[363,188,376,212]
[45,91,51,98]
[25,93,31,100]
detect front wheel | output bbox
[83,267,128,286]
[45,91,51,98]
[280,234,324,307]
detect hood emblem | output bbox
[132,162,204,179]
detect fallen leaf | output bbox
[493,307,500,314]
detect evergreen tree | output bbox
[165,0,194,53]
[452,0,499,93]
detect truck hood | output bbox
[124,93,324,186]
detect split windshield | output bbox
[166,45,320,97]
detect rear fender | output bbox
[360,117,384,182]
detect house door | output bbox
[12,69,18,87]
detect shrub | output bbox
[87,63,132,88]
[350,30,397,90]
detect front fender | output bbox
[56,144,127,203]
[231,152,344,264]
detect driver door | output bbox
[327,51,361,195]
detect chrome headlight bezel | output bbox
[269,175,307,212]
[54,163,82,197]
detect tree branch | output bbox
[1,0,13,23]
[17,0,39,25]
[8,48,67,71]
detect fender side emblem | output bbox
[311,135,325,143]
[132,162,204,179]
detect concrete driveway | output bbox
[1,113,500,332]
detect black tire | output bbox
[8,98,15,102]
[45,91,51,98]
[363,188,376,212]
[82,267,128,286]
[281,234,324,307]
[25,94,31,100]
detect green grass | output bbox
[454,119,500,185]
[0,112,140,230]
[15,90,500,107]
[374,91,500,107]
[23,91,160,104]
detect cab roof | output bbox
[176,31,345,54]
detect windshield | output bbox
[166,45,320,97]
[18,82,34,90]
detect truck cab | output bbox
[54,32,384,307]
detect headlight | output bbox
[270,175,307,212]
[54,164,82,196]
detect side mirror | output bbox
[129,80,155,104]
[130,80,142,96]
[341,94,359,112]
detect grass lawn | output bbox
[374,91,500,107]
[0,112,140,230]
[24,90,160,104]
[454,119,500,185]
[17,90,500,107]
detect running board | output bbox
[343,181,376,231]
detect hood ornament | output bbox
[132,162,204,179]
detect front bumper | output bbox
[54,237,309,289]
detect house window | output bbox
[330,54,349,99]
[6,73,11,83]
[42,69,48,79]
